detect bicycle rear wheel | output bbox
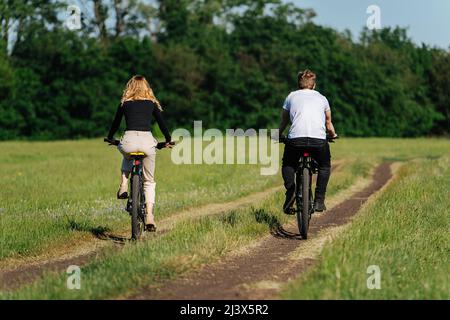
[131,174,143,240]
[298,167,310,239]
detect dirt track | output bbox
[130,162,392,300]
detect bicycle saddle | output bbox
[128,152,146,158]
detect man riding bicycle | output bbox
[278,69,337,214]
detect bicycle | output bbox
[104,137,174,240]
[280,135,338,239]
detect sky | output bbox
[288,0,450,49]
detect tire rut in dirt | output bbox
[0,250,103,292]
[130,162,392,300]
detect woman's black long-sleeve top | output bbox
[107,100,171,142]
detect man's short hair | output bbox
[297,69,316,89]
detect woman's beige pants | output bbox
[118,130,157,205]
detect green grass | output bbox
[1,157,373,299]
[282,156,450,299]
[0,136,393,261]
[0,138,280,259]
[1,137,449,299]
[1,193,289,299]
[330,137,449,162]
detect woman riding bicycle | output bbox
[106,75,172,231]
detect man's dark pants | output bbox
[282,137,331,200]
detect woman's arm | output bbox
[107,103,124,139]
[153,108,171,142]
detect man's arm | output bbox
[325,110,337,137]
[278,109,290,136]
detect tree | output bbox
[0,0,448,140]
[0,0,63,54]
[429,50,450,134]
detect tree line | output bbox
[0,0,449,140]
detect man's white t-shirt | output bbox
[282,89,330,140]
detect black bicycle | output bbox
[104,137,174,240]
[280,135,338,239]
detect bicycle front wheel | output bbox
[131,174,143,240]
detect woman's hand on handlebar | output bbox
[165,141,174,149]
[104,137,120,146]
[156,141,176,149]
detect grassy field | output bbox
[0,138,281,260]
[1,150,373,299]
[0,138,449,299]
[282,156,450,299]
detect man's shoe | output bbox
[283,188,296,214]
[313,198,327,212]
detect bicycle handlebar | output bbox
[104,137,175,149]
[104,137,120,146]
[327,134,339,143]
[156,141,176,149]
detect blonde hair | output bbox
[121,75,162,110]
[297,69,316,89]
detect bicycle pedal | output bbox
[287,208,296,215]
